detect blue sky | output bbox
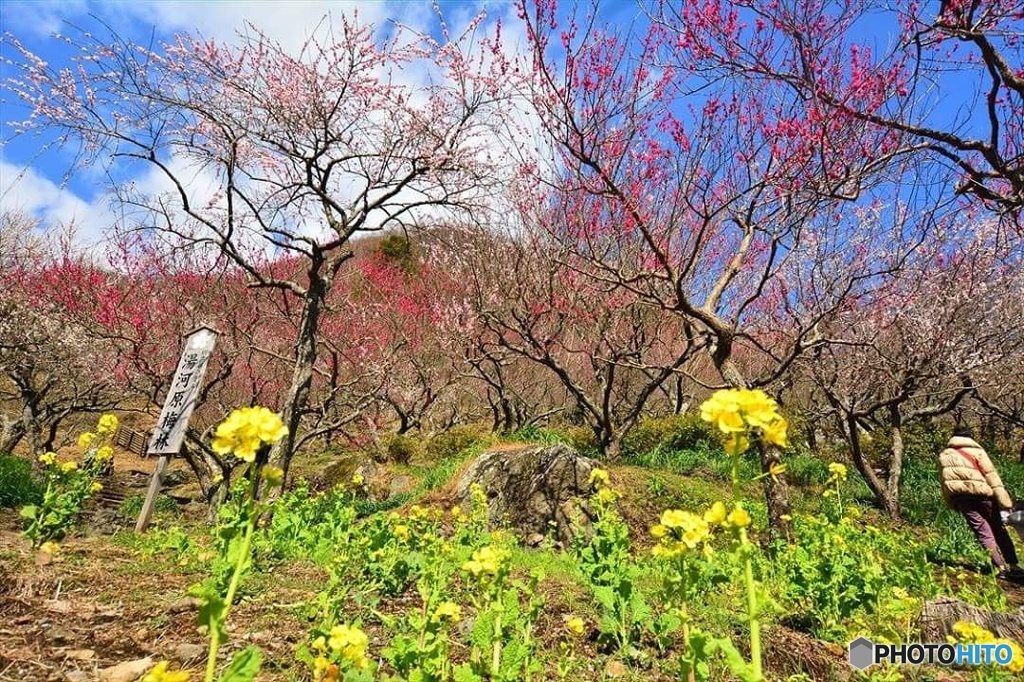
[0,0,994,251]
[1,0,558,247]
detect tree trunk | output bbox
[270,266,328,484]
[804,423,818,454]
[605,436,622,461]
[180,436,232,514]
[595,422,621,461]
[759,442,793,545]
[884,413,904,520]
[919,596,1024,644]
[0,419,25,456]
[21,402,43,459]
[845,413,900,519]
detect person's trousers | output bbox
[953,496,1019,568]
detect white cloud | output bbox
[1,1,89,38]
[0,160,115,252]
[117,1,401,53]
[5,1,545,256]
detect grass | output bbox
[10,419,1022,682]
[0,453,42,509]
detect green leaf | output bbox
[217,645,262,682]
[19,505,38,519]
[706,636,759,682]
[452,663,482,682]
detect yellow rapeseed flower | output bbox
[90,482,103,493]
[654,509,711,555]
[732,389,781,430]
[724,434,751,456]
[96,414,119,435]
[410,505,428,519]
[699,391,746,433]
[951,621,997,644]
[700,389,788,451]
[261,464,285,487]
[828,462,848,480]
[211,406,288,462]
[94,445,114,461]
[60,461,78,474]
[312,636,328,654]
[351,473,364,486]
[564,615,585,636]
[589,468,610,488]
[763,418,788,448]
[432,601,462,623]
[39,541,60,555]
[462,545,508,577]
[394,525,411,542]
[328,624,369,669]
[660,509,692,529]
[595,487,618,504]
[727,507,752,529]
[38,452,57,466]
[704,501,727,525]
[142,661,190,682]
[77,432,96,449]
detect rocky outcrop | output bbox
[452,443,599,545]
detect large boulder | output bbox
[452,443,600,546]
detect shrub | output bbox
[385,434,422,465]
[117,494,179,520]
[559,426,600,456]
[505,424,567,446]
[783,452,831,487]
[0,454,42,509]
[621,414,717,459]
[424,424,489,461]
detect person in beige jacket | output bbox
[939,427,1022,579]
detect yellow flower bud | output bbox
[564,615,585,636]
[727,507,751,528]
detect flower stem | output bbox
[492,605,502,676]
[679,602,695,682]
[730,450,741,502]
[739,527,763,682]
[204,519,254,682]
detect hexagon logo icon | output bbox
[848,637,875,670]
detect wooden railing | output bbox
[112,426,152,456]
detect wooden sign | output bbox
[147,326,218,455]
[136,326,217,532]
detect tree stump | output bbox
[919,596,1024,643]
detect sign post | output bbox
[135,326,217,532]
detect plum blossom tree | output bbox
[0,221,124,456]
[797,220,1023,517]
[511,0,947,536]
[8,13,510,481]
[649,0,1024,222]
[447,223,698,458]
